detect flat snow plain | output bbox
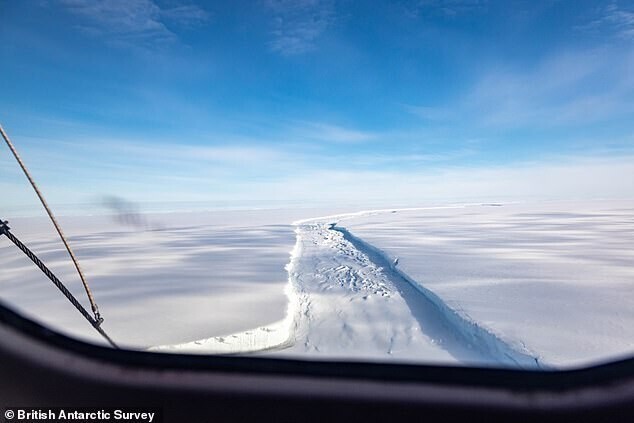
[1,200,633,368]
[0,209,329,346]
[339,201,634,367]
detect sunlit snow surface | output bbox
[339,201,634,367]
[1,201,633,368]
[0,210,303,346]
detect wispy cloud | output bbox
[580,1,634,41]
[404,105,453,121]
[160,4,210,28]
[288,121,377,144]
[406,0,487,18]
[407,48,634,130]
[5,133,633,210]
[469,49,634,128]
[264,0,336,55]
[59,0,209,49]
[214,154,634,206]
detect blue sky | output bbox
[1,0,633,213]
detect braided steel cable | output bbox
[0,220,118,348]
[0,124,102,322]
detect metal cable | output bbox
[0,124,102,322]
[1,220,118,348]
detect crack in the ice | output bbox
[330,224,548,369]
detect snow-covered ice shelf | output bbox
[339,200,634,367]
[274,222,541,367]
[0,210,303,347]
[2,201,633,369]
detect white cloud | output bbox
[581,2,634,41]
[404,105,453,121]
[264,0,336,55]
[159,4,210,27]
[252,154,634,206]
[59,0,209,49]
[4,132,633,211]
[406,0,487,18]
[473,49,634,128]
[288,121,377,144]
[408,48,634,129]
